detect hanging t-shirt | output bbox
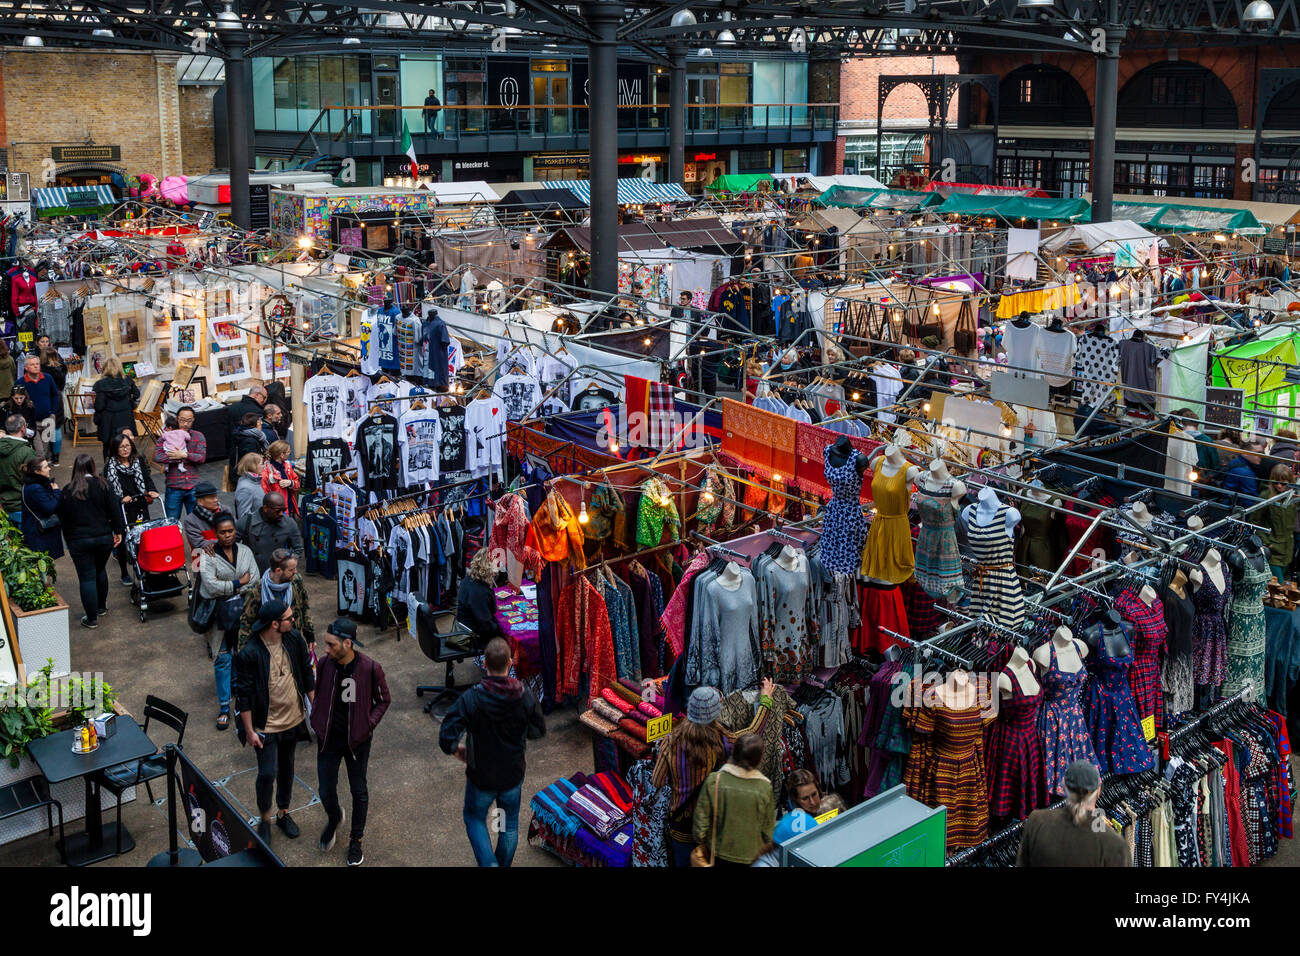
[438,404,468,474]
[304,438,351,492]
[324,480,358,550]
[355,413,400,494]
[397,315,419,377]
[337,549,367,616]
[465,397,504,477]
[365,379,412,417]
[375,306,399,371]
[1037,328,1077,388]
[303,508,338,578]
[342,374,371,427]
[387,524,415,594]
[359,314,380,376]
[304,373,349,441]
[496,341,535,376]
[397,407,443,486]
[493,372,542,421]
[537,351,578,405]
[447,338,465,382]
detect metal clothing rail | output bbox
[878,627,973,669]
[1164,681,1258,747]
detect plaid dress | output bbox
[1115,589,1166,734]
[904,696,995,850]
[985,672,1048,821]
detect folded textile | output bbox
[637,701,663,719]
[580,709,617,737]
[566,783,629,839]
[625,708,650,727]
[618,716,649,743]
[793,421,880,500]
[573,821,634,867]
[604,686,638,711]
[530,778,582,837]
[721,398,796,481]
[588,771,635,814]
[591,698,626,724]
[608,729,651,758]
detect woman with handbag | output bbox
[20,458,62,557]
[198,511,258,731]
[651,679,775,867]
[57,454,125,629]
[103,432,160,586]
[692,733,776,867]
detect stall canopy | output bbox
[646,216,743,252]
[1041,220,1163,255]
[816,186,942,212]
[705,173,774,194]
[548,179,691,205]
[495,188,585,213]
[1102,193,1300,229]
[540,221,667,254]
[796,207,865,234]
[932,192,1091,222]
[1107,200,1267,236]
[424,180,501,204]
[32,185,116,211]
[775,173,886,193]
[923,182,1049,199]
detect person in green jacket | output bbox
[0,412,35,523]
[693,732,775,866]
[1265,463,1298,583]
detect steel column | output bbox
[225,35,252,229]
[585,1,621,295]
[669,42,686,185]
[1092,44,1119,223]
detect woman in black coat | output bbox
[103,432,159,584]
[20,457,62,558]
[92,357,139,461]
[57,453,126,629]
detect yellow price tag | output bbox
[1141,714,1155,741]
[646,714,673,743]
[814,808,839,824]
[17,332,32,343]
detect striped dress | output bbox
[966,504,1025,628]
[903,697,995,850]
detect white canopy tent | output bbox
[1041,220,1164,255]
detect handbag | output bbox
[22,485,59,533]
[215,592,244,632]
[690,773,721,867]
[187,574,217,634]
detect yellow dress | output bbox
[860,465,915,584]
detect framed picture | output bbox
[211,347,251,384]
[86,346,109,376]
[122,361,137,380]
[171,362,197,389]
[208,313,248,349]
[112,309,145,353]
[173,318,201,359]
[172,378,208,404]
[259,346,289,379]
[152,304,172,333]
[152,340,175,373]
[82,305,108,345]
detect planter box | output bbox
[12,592,70,678]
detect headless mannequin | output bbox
[1185,517,1206,589]
[998,646,1041,698]
[1196,548,1224,593]
[717,562,745,590]
[1011,312,1033,329]
[936,669,978,709]
[963,487,1020,539]
[1033,626,1088,674]
[874,444,919,482]
[1168,569,1189,600]
[1084,610,1132,658]
[1027,479,1063,509]
[1138,583,1158,606]
[921,458,966,504]
[827,435,869,477]
[1129,501,1153,528]
[1242,536,1269,574]
[775,544,801,571]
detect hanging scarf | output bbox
[525,489,587,569]
[260,568,293,608]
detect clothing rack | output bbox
[878,627,974,669]
[1164,681,1258,748]
[572,539,683,577]
[691,532,749,562]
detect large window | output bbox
[445,57,486,135]
[753,61,809,127]
[739,148,773,172]
[719,62,752,129]
[401,56,443,137]
[255,54,369,133]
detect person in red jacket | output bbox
[311,618,390,866]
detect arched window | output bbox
[1117,63,1237,129]
[998,65,1091,126]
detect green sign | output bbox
[66,189,100,209]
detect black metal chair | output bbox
[0,778,64,859]
[98,696,189,853]
[415,603,482,719]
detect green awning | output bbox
[815,186,941,212]
[1109,201,1266,236]
[931,193,1092,222]
[705,173,774,194]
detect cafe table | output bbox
[27,717,157,866]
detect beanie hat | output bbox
[686,687,722,724]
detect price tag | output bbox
[814,808,839,824]
[17,332,32,344]
[1141,714,1155,741]
[646,714,673,742]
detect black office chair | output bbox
[98,695,189,853]
[415,602,482,719]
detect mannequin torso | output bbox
[998,646,1041,698]
[1032,627,1088,674]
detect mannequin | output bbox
[1138,583,1158,606]
[997,646,1041,698]
[961,487,1025,627]
[1167,568,1189,600]
[1083,612,1132,659]
[920,458,966,502]
[1129,501,1153,528]
[1199,548,1225,593]
[717,561,745,590]
[963,487,1020,539]
[936,669,978,709]
[775,544,801,571]
[1033,625,1088,674]
[1241,536,1269,574]
[874,443,911,478]
[860,444,916,584]
[826,434,868,476]
[915,458,966,599]
[822,436,870,577]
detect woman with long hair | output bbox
[20,457,62,558]
[455,547,508,647]
[92,357,139,460]
[57,453,125,628]
[652,678,775,867]
[103,432,160,585]
[197,510,258,730]
[234,451,266,520]
[38,342,66,465]
[259,440,301,518]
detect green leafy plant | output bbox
[0,513,58,612]
[0,702,55,768]
[25,660,116,725]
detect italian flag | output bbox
[401,118,418,178]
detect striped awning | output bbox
[32,185,116,210]
[548,179,691,206]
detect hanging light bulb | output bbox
[923,402,932,413]
[852,391,861,401]
[578,501,589,524]
[610,440,620,453]
[1190,469,1200,482]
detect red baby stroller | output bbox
[126,518,190,623]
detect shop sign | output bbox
[533,153,588,170]
[618,153,665,165]
[692,152,717,162]
[66,188,101,209]
[51,145,120,163]
[1263,236,1287,254]
[645,713,673,742]
[383,156,435,178]
[814,808,840,824]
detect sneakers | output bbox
[120,576,133,587]
[346,839,364,866]
[257,819,272,843]
[276,812,300,839]
[318,808,345,852]
[97,607,109,618]
[79,616,98,629]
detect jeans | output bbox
[253,727,300,815]
[213,625,236,709]
[68,541,113,621]
[317,738,371,841]
[51,425,61,459]
[670,835,696,868]
[462,780,522,867]
[164,486,197,520]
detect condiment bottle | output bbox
[88,721,98,748]
[81,724,90,751]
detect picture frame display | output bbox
[208,313,249,349]
[211,347,251,384]
[173,318,201,359]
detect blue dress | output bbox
[1083,636,1156,775]
[820,445,866,576]
[1038,640,1097,795]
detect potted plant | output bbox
[0,516,70,676]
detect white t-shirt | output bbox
[397,407,443,486]
[1036,328,1077,387]
[304,373,349,441]
[492,372,542,421]
[1003,320,1041,374]
[465,397,504,477]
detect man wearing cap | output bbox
[183,482,224,570]
[154,404,206,519]
[1017,760,1131,866]
[312,618,390,866]
[233,598,315,844]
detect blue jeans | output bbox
[462,780,521,867]
[51,427,61,458]
[165,486,197,520]
[214,625,236,709]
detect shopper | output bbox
[1265,463,1297,582]
[1017,760,1131,866]
[0,340,16,404]
[199,511,258,730]
[263,402,289,442]
[233,452,266,521]
[183,482,223,560]
[237,492,304,573]
[20,458,62,558]
[423,88,441,136]
[233,598,315,842]
[57,453,125,629]
[260,441,301,519]
[20,353,58,463]
[455,547,508,645]
[226,385,266,480]
[237,548,313,650]
[39,346,66,465]
[0,413,33,525]
[693,732,775,867]
[652,678,776,867]
[91,358,138,461]
[6,386,35,434]
[103,432,160,585]
[785,768,822,817]
[312,618,390,866]
[439,637,546,867]
[1220,444,1260,500]
[232,411,270,469]
[154,404,206,519]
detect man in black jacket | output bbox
[233,599,315,843]
[226,385,266,480]
[439,638,545,867]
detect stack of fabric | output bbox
[530,773,636,867]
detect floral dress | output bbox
[1192,569,1232,688]
[1083,634,1156,775]
[1038,640,1098,796]
[820,445,866,576]
[915,483,963,598]
[1224,563,1269,699]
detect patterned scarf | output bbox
[260,568,293,608]
[193,501,218,523]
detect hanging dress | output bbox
[1224,563,1269,699]
[965,505,1025,628]
[1160,583,1196,716]
[1083,634,1156,775]
[819,445,866,576]
[1014,497,1058,574]
[986,671,1048,822]
[902,697,995,850]
[914,483,963,598]
[1115,588,1166,738]
[1191,569,1232,688]
[1037,640,1098,796]
[860,464,915,584]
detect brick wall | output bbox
[840,55,961,123]
[179,86,216,176]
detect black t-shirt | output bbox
[437,405,467,473]
[355,414,399,494]
[327,656,357,747]
[305,438,351,492]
